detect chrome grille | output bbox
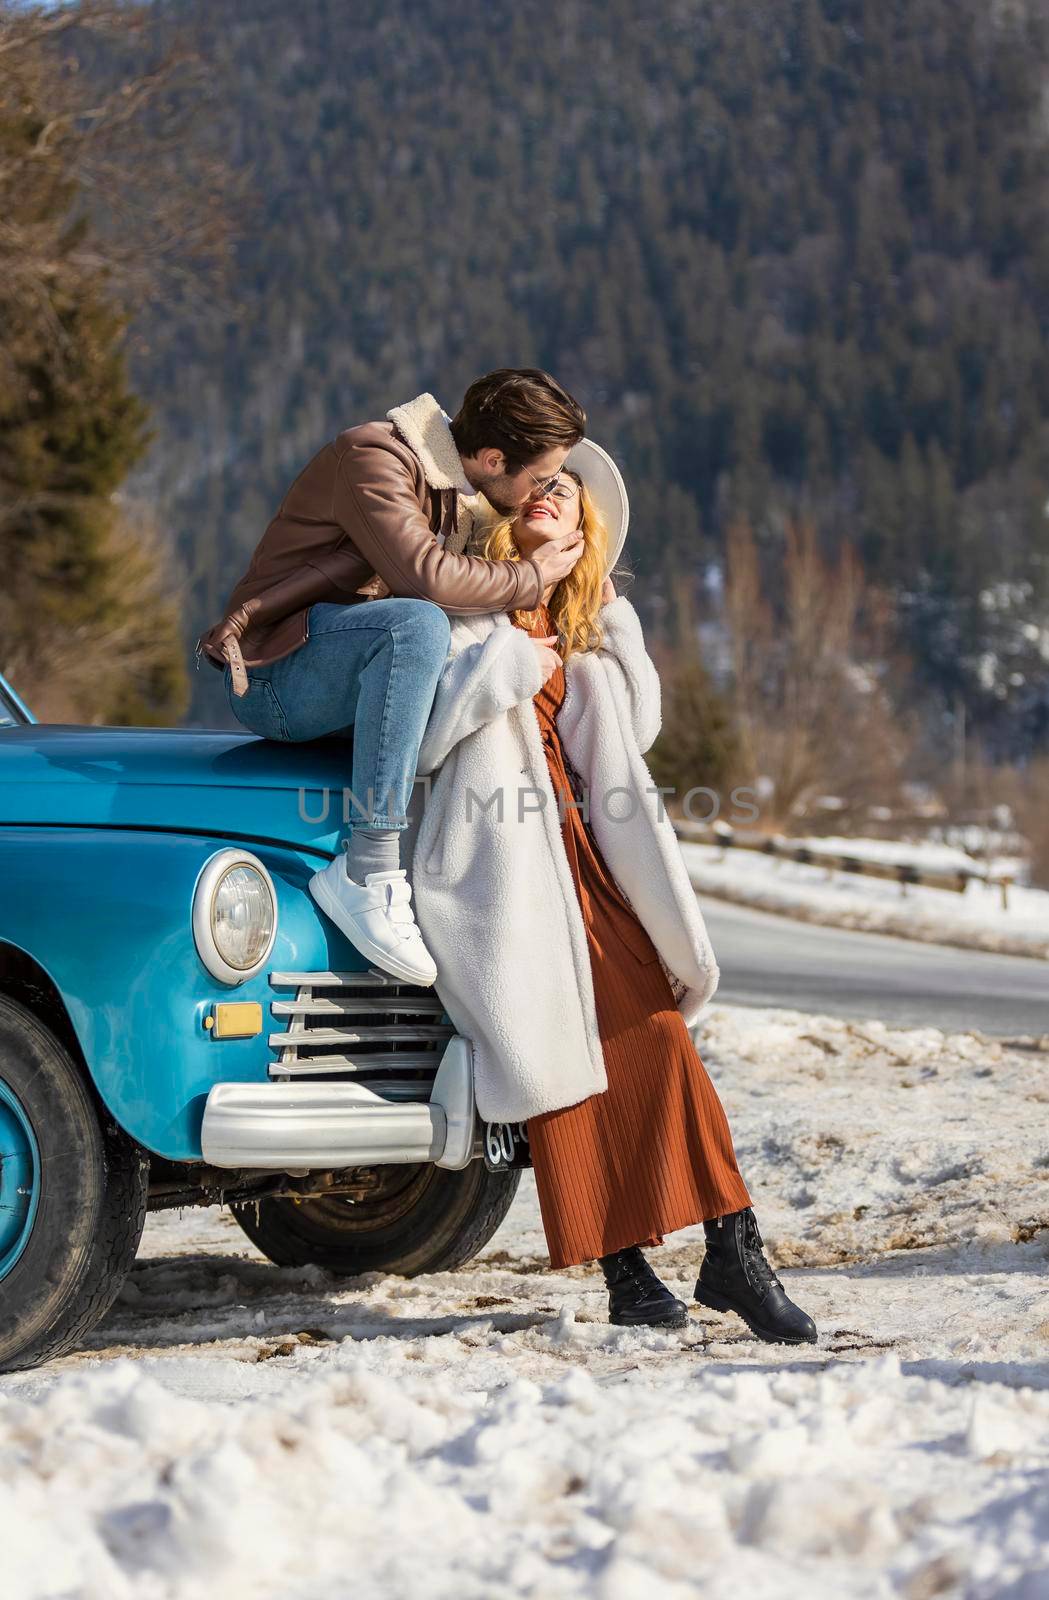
[267,970,454,1097]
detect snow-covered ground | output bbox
[3,1004,1049,1600]
[681,838,1049,962]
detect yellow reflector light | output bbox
[211,1002,263,1039]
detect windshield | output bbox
[0,676,32,728]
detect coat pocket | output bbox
[419,767,453,876]
[423,825,447,878]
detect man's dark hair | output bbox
[451,368,586,469]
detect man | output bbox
[196,368,586,984]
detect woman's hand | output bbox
[601,576,616,605]
[531,634,562,683]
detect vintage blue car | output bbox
[0,671,521,1372]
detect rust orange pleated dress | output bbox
[518,604,752,1270]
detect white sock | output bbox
[343,827,401,883]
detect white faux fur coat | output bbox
[405,596,721,1123]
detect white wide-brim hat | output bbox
[565,438,629,574]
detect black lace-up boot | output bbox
[599,1246,689,1329]
[695,1209,817,1345]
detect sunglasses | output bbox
[519,461,568,499]
[544,478,580,501]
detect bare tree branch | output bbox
[726,517,910,824]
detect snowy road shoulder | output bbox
[2,1004,1049,1599]
[682,838,1049,961]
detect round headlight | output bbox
[212,864,275,970]
[193,850,278,984]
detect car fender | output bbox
[0,828,348,1160]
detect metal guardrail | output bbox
[672,820,1015,908]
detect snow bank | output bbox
[698,1004,1049,1264]
[3,1004,1049,1599]
[5,1343,1049,1600]
[682,839,1049,960]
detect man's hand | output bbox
[601,576,616,604]
[208,617,244,656]
[531,634,562,683]
[198,603,252,662]
[356,573,392,600]
[197,604,255,696]
[531,531,585,589]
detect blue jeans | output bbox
[224,598,451,831]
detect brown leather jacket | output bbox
[195,397,543,690]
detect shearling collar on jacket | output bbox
[387,392,485,554]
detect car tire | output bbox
[0,996,149,1374]
[229,1160,520,1277]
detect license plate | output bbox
[481,1120,532,1171]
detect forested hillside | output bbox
[125,0,1049,747]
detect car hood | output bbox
[0,725,361,856]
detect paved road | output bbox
[702,897,1049,1037]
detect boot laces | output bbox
[605,1246,659,1290]
[742,1211,782,1296]
[626,1252,660,1289]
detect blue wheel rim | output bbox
[0,1079,40,1280]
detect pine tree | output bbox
[52,0,1049,754]
[0,55,188,725]
[647,654,739,809]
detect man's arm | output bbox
[196,563,342,691]
[331,433,544,615]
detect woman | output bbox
[410,445,816,1344]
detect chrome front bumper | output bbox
[200,1036,475,1172]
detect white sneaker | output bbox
[308,859,438,985]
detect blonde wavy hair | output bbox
[473,470,609,660]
